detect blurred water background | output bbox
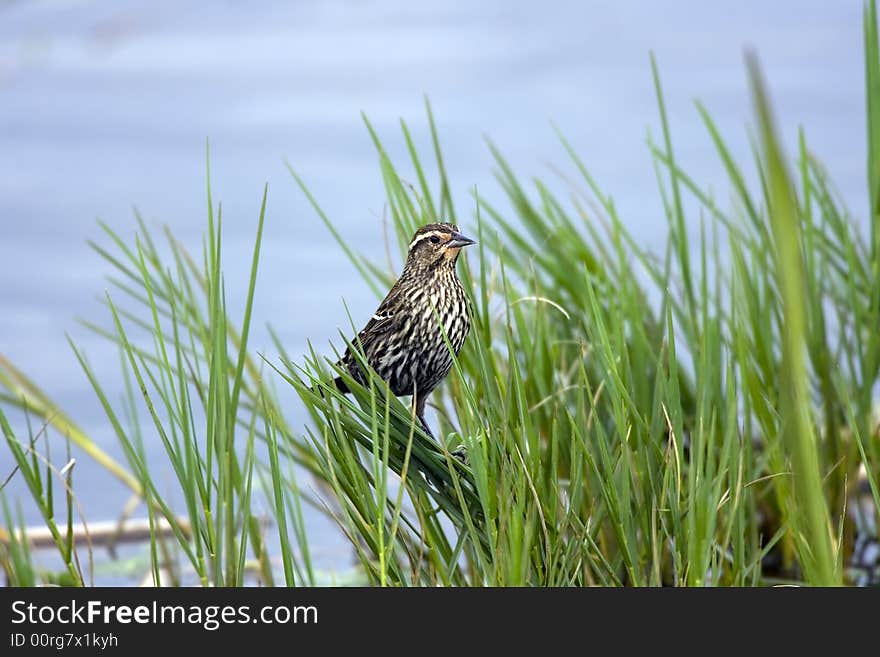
[0,0,867,581]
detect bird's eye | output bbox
[429,236,441,244]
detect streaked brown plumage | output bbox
[334,222,476,438]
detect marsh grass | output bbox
[2,2,879,586]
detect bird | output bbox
[333,222,476,440]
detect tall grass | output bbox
[2,3,879,586]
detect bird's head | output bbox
[404,222,476,269]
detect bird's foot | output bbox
[418,415,435,440]
[450,444,468,464]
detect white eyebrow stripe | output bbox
[408,230,447,250]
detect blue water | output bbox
[0,0,868,581]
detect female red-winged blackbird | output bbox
[334,222,476,439]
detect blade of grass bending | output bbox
[0,355,141,495]
[230,184,268,418]
[651,53,696,324]
[866,0,880,257]
[286,162,383,299]
[748,53,839,586]
[425,97,457,222]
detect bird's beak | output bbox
[447,231,477,248]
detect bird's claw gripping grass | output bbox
[450,444,468,464]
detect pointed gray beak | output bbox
[448,231,477,248]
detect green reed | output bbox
[2,1,878,587]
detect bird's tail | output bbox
[310,375,349,398]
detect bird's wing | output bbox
[359,309,396,337]
[342,290,403,360]
[335,304,397,389]
[359,283,406,339]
